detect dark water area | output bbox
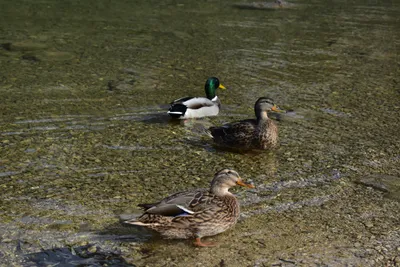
[1,0,400,266]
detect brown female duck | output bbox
[125,169,254,247]
[209,97,285,150]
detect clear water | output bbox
[0,0,399,266]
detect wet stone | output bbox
[23,244,134,266]
[1,41,48,51]
[21,54,40,62]
[108,79,136,91]
[21,51,75,62]
[120,68,139,75]
[364,222,374,228]
[233,0,297,10]
[356,175,400,201]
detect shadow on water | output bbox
[95,219,153,243]
[96,221,197,255]
[232,0,298,10]
[24,244,135,267]
[137,112,172,125]
[23,220,155,267]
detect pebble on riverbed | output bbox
[233,0,297,10]
[1,41,48,51]
[1,40,75,62]
[107,79,136,91]
[356,174,400,201]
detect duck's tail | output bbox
[167,104,187,118]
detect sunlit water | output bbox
[1,0,399,266]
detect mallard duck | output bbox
[167,77,226,119]
[209,97,285,150]
[125,168,254,247]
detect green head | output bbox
[204,77,226,100]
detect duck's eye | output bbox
[227,170,237,176]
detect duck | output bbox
[167,77,226,119]
[125,168,254,247]
[209,97,285,150]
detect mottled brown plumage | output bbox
[209,97,284,150]
[125,169,254,247]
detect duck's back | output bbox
[210,119,257,149]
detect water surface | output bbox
[1,0,400,266]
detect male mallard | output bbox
[209,97,285,150]
[125,168,254,247]
[167,77,226,119]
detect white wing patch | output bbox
[182,97,215,108]
[176,205,194,214]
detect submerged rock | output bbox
[1,41,48,52]
[24,244,135,266]
[356,174,400,201]
[233,0,297,10]
[22,51,75,62]
[107,79,136,91]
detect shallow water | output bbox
[1,0,400,266]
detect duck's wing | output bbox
[168,97,218,118]
[170,96,215,108]
[138,189,211,217]
[169,96,194,105]
[209,119,257,147]
[179,97,215,109]
[168,97,194,118]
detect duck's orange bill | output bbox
[219,84,226,90]
[236,180,255,188]
[271,104,286,113]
